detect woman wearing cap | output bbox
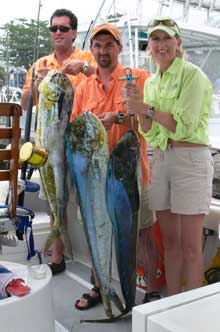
[123,17,214,296]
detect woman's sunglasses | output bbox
[148,19,178,29]
[49,25,72,33]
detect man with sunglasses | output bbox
[21,8,96,275]
[21,8,96,110]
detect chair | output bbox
[0,103,41,262]
[0,103,22,219]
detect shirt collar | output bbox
[156,56,184,77]
[94,63,124,81]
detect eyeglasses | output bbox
[49,25,72,33]
[148,19,178,29]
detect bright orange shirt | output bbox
[22,48,95,93]
[70,63,150,188]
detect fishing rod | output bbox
[82,0,108,49]
[19,0,42,205]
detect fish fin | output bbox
[61,228,73,259]
[80,312,131,323]
[44,227,61,253]
[109,290,126,314]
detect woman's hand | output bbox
[122,82,146,115]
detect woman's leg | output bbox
[181,214,204,291]
[157,210,182,296]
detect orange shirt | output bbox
[70,63,150,188]
[22,48,95,93]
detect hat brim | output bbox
[90,26,121,43]
[148,25,178,37]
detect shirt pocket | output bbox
[83,101,99,115]
[113,98,125,114]
[160,83,180,113]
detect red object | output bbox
[136,221,166,290]
[6,279,31,297]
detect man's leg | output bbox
[48,213,66,275]
[139,186,161,302]
[75,268,102,310]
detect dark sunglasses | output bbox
[148,19,178,29]
[49,25,72,33]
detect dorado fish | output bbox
[106,130,141,313]
[36,70,73,252]
[66,112,124,319]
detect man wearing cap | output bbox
[123,17,213,296]
[21,8,96,275]
[71,23,160,310]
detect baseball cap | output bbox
[90,23,121,43]
[147,17,180,37]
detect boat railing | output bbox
[0,86,21,104]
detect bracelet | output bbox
[82,61,89,74]
[145,107,155,119]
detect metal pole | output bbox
[23,0,42,143]
[19,0,42,205]
[82,0,108,49]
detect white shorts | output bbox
[149,147,214,215]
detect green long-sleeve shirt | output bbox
[141,57,213,151]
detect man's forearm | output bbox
[21,89,31,111]
[21,80,40,111]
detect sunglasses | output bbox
[148,19,178,29]
[49,25,72,33]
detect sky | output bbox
[0,0,159,29]
[0,0,213,33]
[0,0,102,26]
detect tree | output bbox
[0,18,52,71]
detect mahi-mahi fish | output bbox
[106,130,141,313]
[36,70,74,253]
[66,112,124,319]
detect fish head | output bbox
[38,70,73,112]
[67,112,107,157]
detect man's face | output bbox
[90,34,122,70]
[50,16,77,51]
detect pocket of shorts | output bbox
[151,149,161,169]
[190,150,214,167]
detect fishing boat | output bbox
[1,0,220,331]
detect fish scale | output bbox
[106,129,141,313]
[66,112,124,319]
[36,70,74,254]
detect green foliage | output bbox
[0,18,52,70]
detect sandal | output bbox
[142,291,161,303]
[75,286,102,310]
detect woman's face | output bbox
[148,30,182,72]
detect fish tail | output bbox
[100,291,114,319]
[109,289,126,314]
[61,227,73,259]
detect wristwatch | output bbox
[146,107,155,119]
[115,112,125,124]
[82,61,89,74]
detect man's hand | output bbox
[62,60,85,75]
[98,112,117,130]
[35,60,49,84]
